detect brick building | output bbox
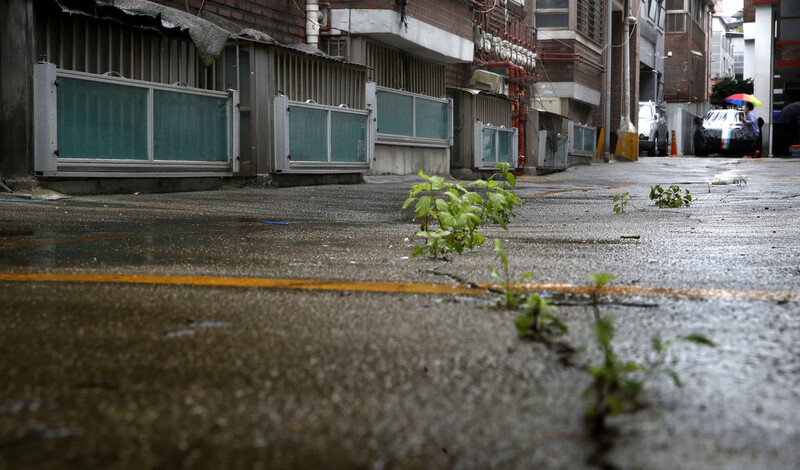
[663,0,714,103]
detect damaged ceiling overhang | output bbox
[53,0,279,65]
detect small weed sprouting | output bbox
[587,273,616,323]
[402,164,522,258]
[491,239,532,310]
[515,293,568,339]
[649,184,693,208]
[582,273,716,434]
[612,192,632,213]
[584,317,716,433]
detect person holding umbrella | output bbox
[738,102,760,157]
[725,93,762,157]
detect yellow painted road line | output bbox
[0,272,798,302]
[0,272,484,295]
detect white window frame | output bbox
[33,63,239,178]
[366,83,454,149]
[274,95,372,174]
[473,121,519,170]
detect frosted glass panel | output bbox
[331,112,368,163]
[583,128,595,151]
[415,98,448,139]
[57,77,148,160]
[289,106,328,162]
[377,90,413,136]
[154,90,228,162]
[497,129,514,163]
[482,128,496,163]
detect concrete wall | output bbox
[753,3,774,156]
[666,102,711,155]
[0,0,34,178]
[368,146,450,176]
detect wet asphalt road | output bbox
[1,156,799,469]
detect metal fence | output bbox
[274,49,367,109]
[36,11,222,91]
[361,40,446,98]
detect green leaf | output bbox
[652,336,665,354]
[493,239,508,268]
[515,314,534,335]
[546,314,568,332]
[679,334,715,347]
[506,172,516,188]
[412,246,426,257]
[664,369,683,388]
[488,192,507,209]
[414,196,431,219]
[606,394,624,415]
[473,231,485,247]
[588,273,616,287]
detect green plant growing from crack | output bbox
[583,273,715,434]
[490,239,532,310]
[612,192,632,213]
[402,163,522,258]
[649,184,692,208]
[515,292,568,339]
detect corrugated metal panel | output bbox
[274,49,366,109]
[36,10,221,90]
[364,40,445,98]
[475,94,512,128]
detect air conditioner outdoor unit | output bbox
[469,70,506,95]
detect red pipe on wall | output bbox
[483,61,529,174]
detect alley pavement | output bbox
[1,156,799,469]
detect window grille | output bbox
[473,122,518,169]
[576,0,604,44]
[34,63,239,177]
[362,40,445,98]
[667,13,686,33]
[273,96,371,173]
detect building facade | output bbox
[0,0,543,193]
[743,0,800,156]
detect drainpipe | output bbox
[604,0,612,157]
[619,0,636,133]
[306,0,321,49]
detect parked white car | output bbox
[638,101,668,156]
